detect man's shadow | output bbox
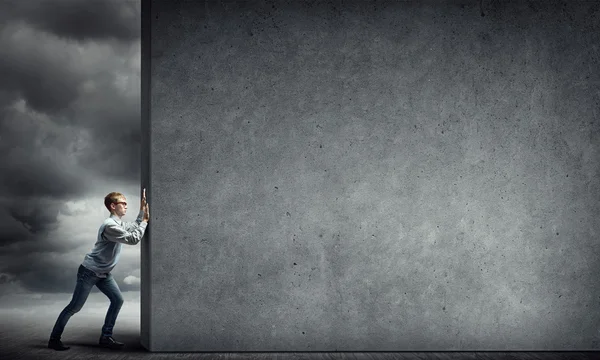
[33,329,146,353]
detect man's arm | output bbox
[103,218,147,245]
[122,210,145,232]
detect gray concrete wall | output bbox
[142,0,600,351]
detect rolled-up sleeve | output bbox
[103,216,147,245]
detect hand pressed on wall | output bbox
[140,188,147,211]
[141,188,150,223]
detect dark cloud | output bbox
[0,28,82,114]
[7,200,61,235]
[0,200,83,252]
[0,235,74,255]
[0,206,37,248]
[0,0,141,227]
[1,71,72,116]
[2,255,85,293]
[1,0,140,43]
[0,105,91,199]
[0,0,142,297]
[0,0,140,115]
[0,272,15,284]
[73,96,142,184]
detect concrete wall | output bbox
[142,0,600,351]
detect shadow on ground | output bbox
[33,328,146,353]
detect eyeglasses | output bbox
[114,202,127,206]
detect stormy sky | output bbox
[0,0,143,313]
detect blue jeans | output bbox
[50,265,124,339]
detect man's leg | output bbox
[49,265,97,350]
[96,272,125,348]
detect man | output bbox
[48,189,150,351]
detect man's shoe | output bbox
[48,338,70,351]
[99,336,125,349]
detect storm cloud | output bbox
[0,0,143,296]
[1,0,140,43]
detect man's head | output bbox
[104,192,127,217]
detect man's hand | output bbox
[140,188,147,211]
[141,188,149,223]
[143,203,150,223]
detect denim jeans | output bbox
[50,264,124,339]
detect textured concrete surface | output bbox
[143,0,600,351]
[4,311,600,360]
